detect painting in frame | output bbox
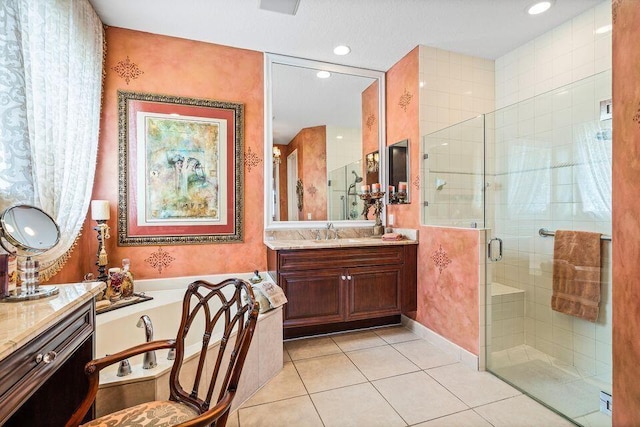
[117,90,243,245]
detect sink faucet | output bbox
[326,223,339,240]
[326,223,334,240]
[136,315,157,369]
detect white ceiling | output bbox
[88,0,604,144]
[89,0,602,71]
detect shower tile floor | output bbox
[227,326,578,426]
[489,345,612,427]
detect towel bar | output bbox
[538,228,612,241]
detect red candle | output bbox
[372,183,381,193]
[398,182,408,192]
[388,185,395,194]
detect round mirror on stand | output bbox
[0,205,61,301]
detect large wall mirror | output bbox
[264,54,386,228]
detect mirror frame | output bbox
[264,53,386,229]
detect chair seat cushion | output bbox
[81,400,199,427]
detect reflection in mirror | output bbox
[388,139,410,204]
[265,54,385,227]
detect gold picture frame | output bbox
[117,90,244,245]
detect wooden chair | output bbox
[66,278,259,427]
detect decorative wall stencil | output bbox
[399,89,413,112]
[145,247,175,274]
[112,56,144,85]
[612,0,621,23]
[245,146,262,172]
[633,104,640,126]
[307,185,317,196]
[412,174,420,190]
[366,114,376,130]
[431,244,452,273]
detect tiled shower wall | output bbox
[418,45,495,226]
[489,1,612,384]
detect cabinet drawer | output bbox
[0,300,94,423]
[279,246,405,271]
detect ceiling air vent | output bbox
[259,0,301,15]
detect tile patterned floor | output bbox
[227,326,577,427]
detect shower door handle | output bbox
[488,237,503,262]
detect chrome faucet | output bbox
[136,315,157,369]
[326,222,335,240]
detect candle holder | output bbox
[94,220,110,282]
[358,191,385,236]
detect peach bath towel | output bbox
[551,230,602,322]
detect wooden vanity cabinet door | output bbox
[346,265,402,321]
[280,268,346,327]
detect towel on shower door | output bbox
[551,230,602,322]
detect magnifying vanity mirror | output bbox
[0,204,61,301]
[264,54,386,228]
[387,139,410,204]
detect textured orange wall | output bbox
[612,0,640,424]
[51,27,265,283]
[362,80,380,181]
[385,47,479,354]
[287,126,327,221]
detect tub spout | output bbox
[136,315,157,369]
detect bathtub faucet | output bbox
[136,315,157,369]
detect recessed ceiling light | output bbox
[333,45,351,56]
[595,24,612,34]
[336,135,343,139]
[527,1,552,15]
[316,71,331,79]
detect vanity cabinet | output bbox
[267,244,417,338]
[0,297,97,426]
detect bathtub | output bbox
[95,272,283,417]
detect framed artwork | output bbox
[117,91,244,245]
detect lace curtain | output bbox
[0,0,103,280]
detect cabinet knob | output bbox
[347,275,352,280]
[341,275,347,280]
[36,351,58,364]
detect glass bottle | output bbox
[106,267,122,302]
[121,258,135,299]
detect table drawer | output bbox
[278,246,405,271]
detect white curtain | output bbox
[0,0,103,280]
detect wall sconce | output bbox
[366,151,379,173]
[273,146,281,164]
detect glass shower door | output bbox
[484,71,613,426]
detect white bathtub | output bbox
[94,273,283,416]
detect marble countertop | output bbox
[264,236,418,251]
[0,281,105,362]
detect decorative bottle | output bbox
[106,267,123,302]
[121,258,135,299]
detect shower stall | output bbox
[328,160,364,221]
[422,70,612,426]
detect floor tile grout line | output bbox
[422,364,514,409]
[367,377,411,426]
[289,353,327,427]
[335,332,418,426]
